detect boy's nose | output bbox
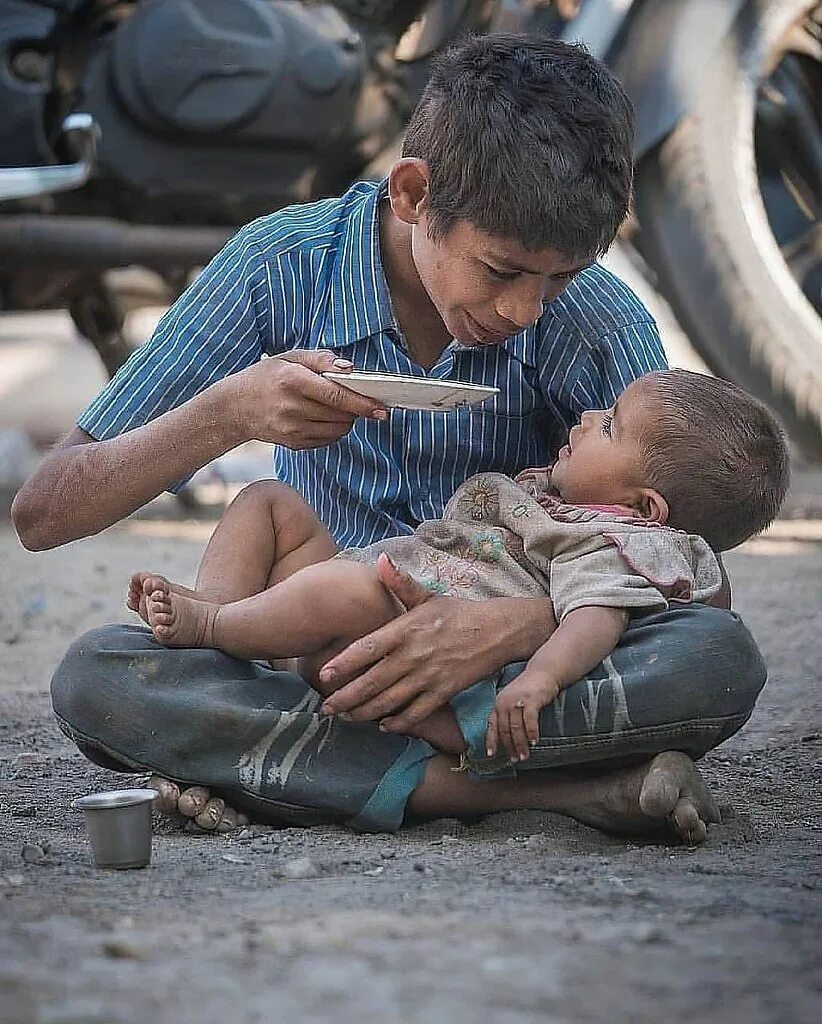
[495,280,545,329]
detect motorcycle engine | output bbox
[77,0,405,222]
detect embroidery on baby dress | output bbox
[471,531,505,563]
[419,547,480,595]
[457,477,499,522]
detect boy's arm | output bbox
[12,351,384,551]
[12,223,386,551]
[487,605,628,761]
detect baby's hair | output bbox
[638,370,790,551]
[402,34,634,261]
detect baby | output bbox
[129,369,789,767]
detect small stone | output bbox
[9,804,37,817]
[12,752,43,768]
[412,861,428,873]
[102,937,151,961]
[221,853,249,865]
[273,856,320,879]
[21,843,48,864]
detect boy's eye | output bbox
[601,412,613,437]
[485,264,519,281]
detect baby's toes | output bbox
[126,574,143,610]
[141,573,169,597]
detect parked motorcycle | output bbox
[1,0,819,455]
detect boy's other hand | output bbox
[228,351,387,449]
[318,554,547,733]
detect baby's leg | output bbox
[195,480,339,602]
[144,560,466,755]
[129,481,336,621]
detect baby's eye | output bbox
[601,412,613,437]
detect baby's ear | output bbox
[640,489,669,525]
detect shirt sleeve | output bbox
[549,527,722,621]
[549,536,671,622]
[584,321,668,408]
[77,223,271,448]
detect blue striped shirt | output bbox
[78,179,666,547]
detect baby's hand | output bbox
[486,675,559,763]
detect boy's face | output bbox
[412,217,591,346]
[549,378,655,510]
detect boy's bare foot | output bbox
[569,751,721,845]
[146,776,249,832]
[127,571,201,624]
[143,575,217,648]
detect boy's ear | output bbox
[388,158,431,225]
[638,488,669,525]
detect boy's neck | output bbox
[380,203,452,370]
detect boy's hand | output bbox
[486,674,559,762]
[228,351,387,449]
[318,554,557,731]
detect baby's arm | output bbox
[486,605,628,762]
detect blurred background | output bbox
[1,0,820,513]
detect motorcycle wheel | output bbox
[633,0,822,458]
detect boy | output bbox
[38,36,763,842]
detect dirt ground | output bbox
[1,489,820,1024]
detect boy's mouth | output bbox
[464,311,508,345]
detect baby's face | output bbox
[550,379,651,507]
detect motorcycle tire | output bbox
[633,0,822,459]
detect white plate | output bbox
[323,371,499,411]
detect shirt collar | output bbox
[322,179,399,348]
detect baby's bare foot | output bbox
[127,571,201,624]
[144,575,217,648]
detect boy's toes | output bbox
[670,796,707,846]
[146,775,181,814]
[178,785,211,818]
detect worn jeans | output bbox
[51,605,766,831]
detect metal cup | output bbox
[72,789,157,869]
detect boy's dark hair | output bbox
[638,371,790,551]
[402,33,635,260]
